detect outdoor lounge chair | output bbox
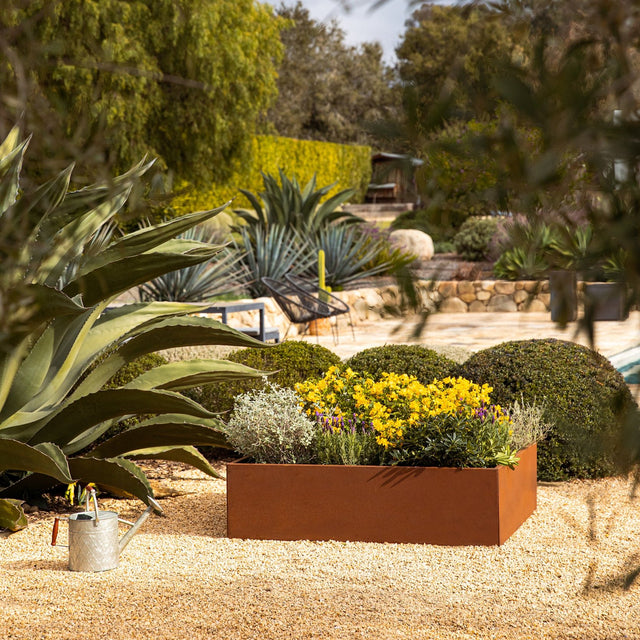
[260,276,350,343]
[284,273,355,341]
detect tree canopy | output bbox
[265,1,400,148]
[396,3,521,124]
[0,0,283,186]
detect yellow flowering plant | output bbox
[296,367,519,468]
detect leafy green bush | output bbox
[434,240,456,254]
[453,216,499,261]
[189,341,341,415]
[346,345,457,385]
[456,339,636,480]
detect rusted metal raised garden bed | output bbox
[226,444,537,546]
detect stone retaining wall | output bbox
[333,279,552,319]
[224,280,554,338]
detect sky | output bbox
[265,0,415,64]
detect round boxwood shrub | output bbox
[189,340,341,416]
[456,339,636,480]
[453,216,499,261]
[346,345,457,384]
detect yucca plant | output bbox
[0,127,266,532]
[234,169,358,236]
[137,225,249,302]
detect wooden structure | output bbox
[366,152,423,204]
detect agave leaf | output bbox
[38,188,133,288]
[75,203,230,278]
[122,359,268,392]
[313,188,358,229]
[0,292,92,415]
[0,499,28,532]
[29,388,217,448]
[0,304,107,421]
[0,472,62,500]
[63,247,221,306]
[71,316,265,398]
[17,165,74,267]
[90,421,228,458]
[68,456,154,505]
[0,440,72,483]
[0,338,30,418]
[0,124,20,160]
[124,446,223,479]
[41,159,153,236]
[3,302,212,422]
[0,135,29,215]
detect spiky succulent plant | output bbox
[0,127,265,531]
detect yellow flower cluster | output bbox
[296,368,506,449]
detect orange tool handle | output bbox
[51,518,59,546]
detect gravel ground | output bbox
[2,462,640,640]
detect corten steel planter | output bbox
[226,444,537,546]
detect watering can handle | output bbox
[51,518,59,546]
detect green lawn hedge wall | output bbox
[172,135,372,215]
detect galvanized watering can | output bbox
[51,487,163,572]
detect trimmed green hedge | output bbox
[172,135,372,215]
[187,340,342,416]
[346,345,457,384]
[456,339,636,480]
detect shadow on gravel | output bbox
[138,490,227,539]
[4,558,67,572]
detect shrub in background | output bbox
[456,339,636,480]
[453,216,499,261]
[346,345,457,385]
[188,341,341,416]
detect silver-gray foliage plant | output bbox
[225,383,316,464]
[507,397,552,452]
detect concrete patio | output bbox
[299,310,640,361]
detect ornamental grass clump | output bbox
[314,413,383,465]
[296,366,527,468]
[225,384,316,464]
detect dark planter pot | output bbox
[226,444,537,546]
[583,282,628,321]
[549,270,578,323]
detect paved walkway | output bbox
[300,311,640,361]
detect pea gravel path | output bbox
[2,461,639,640]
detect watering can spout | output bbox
[118,496,163,554]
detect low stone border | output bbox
[219,280,554,336]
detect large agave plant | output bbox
[0,128,265,532]
[234,169,358,236]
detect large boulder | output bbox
[389,229,434,261]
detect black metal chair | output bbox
[284,273,355,341]
[260,276,348,342]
